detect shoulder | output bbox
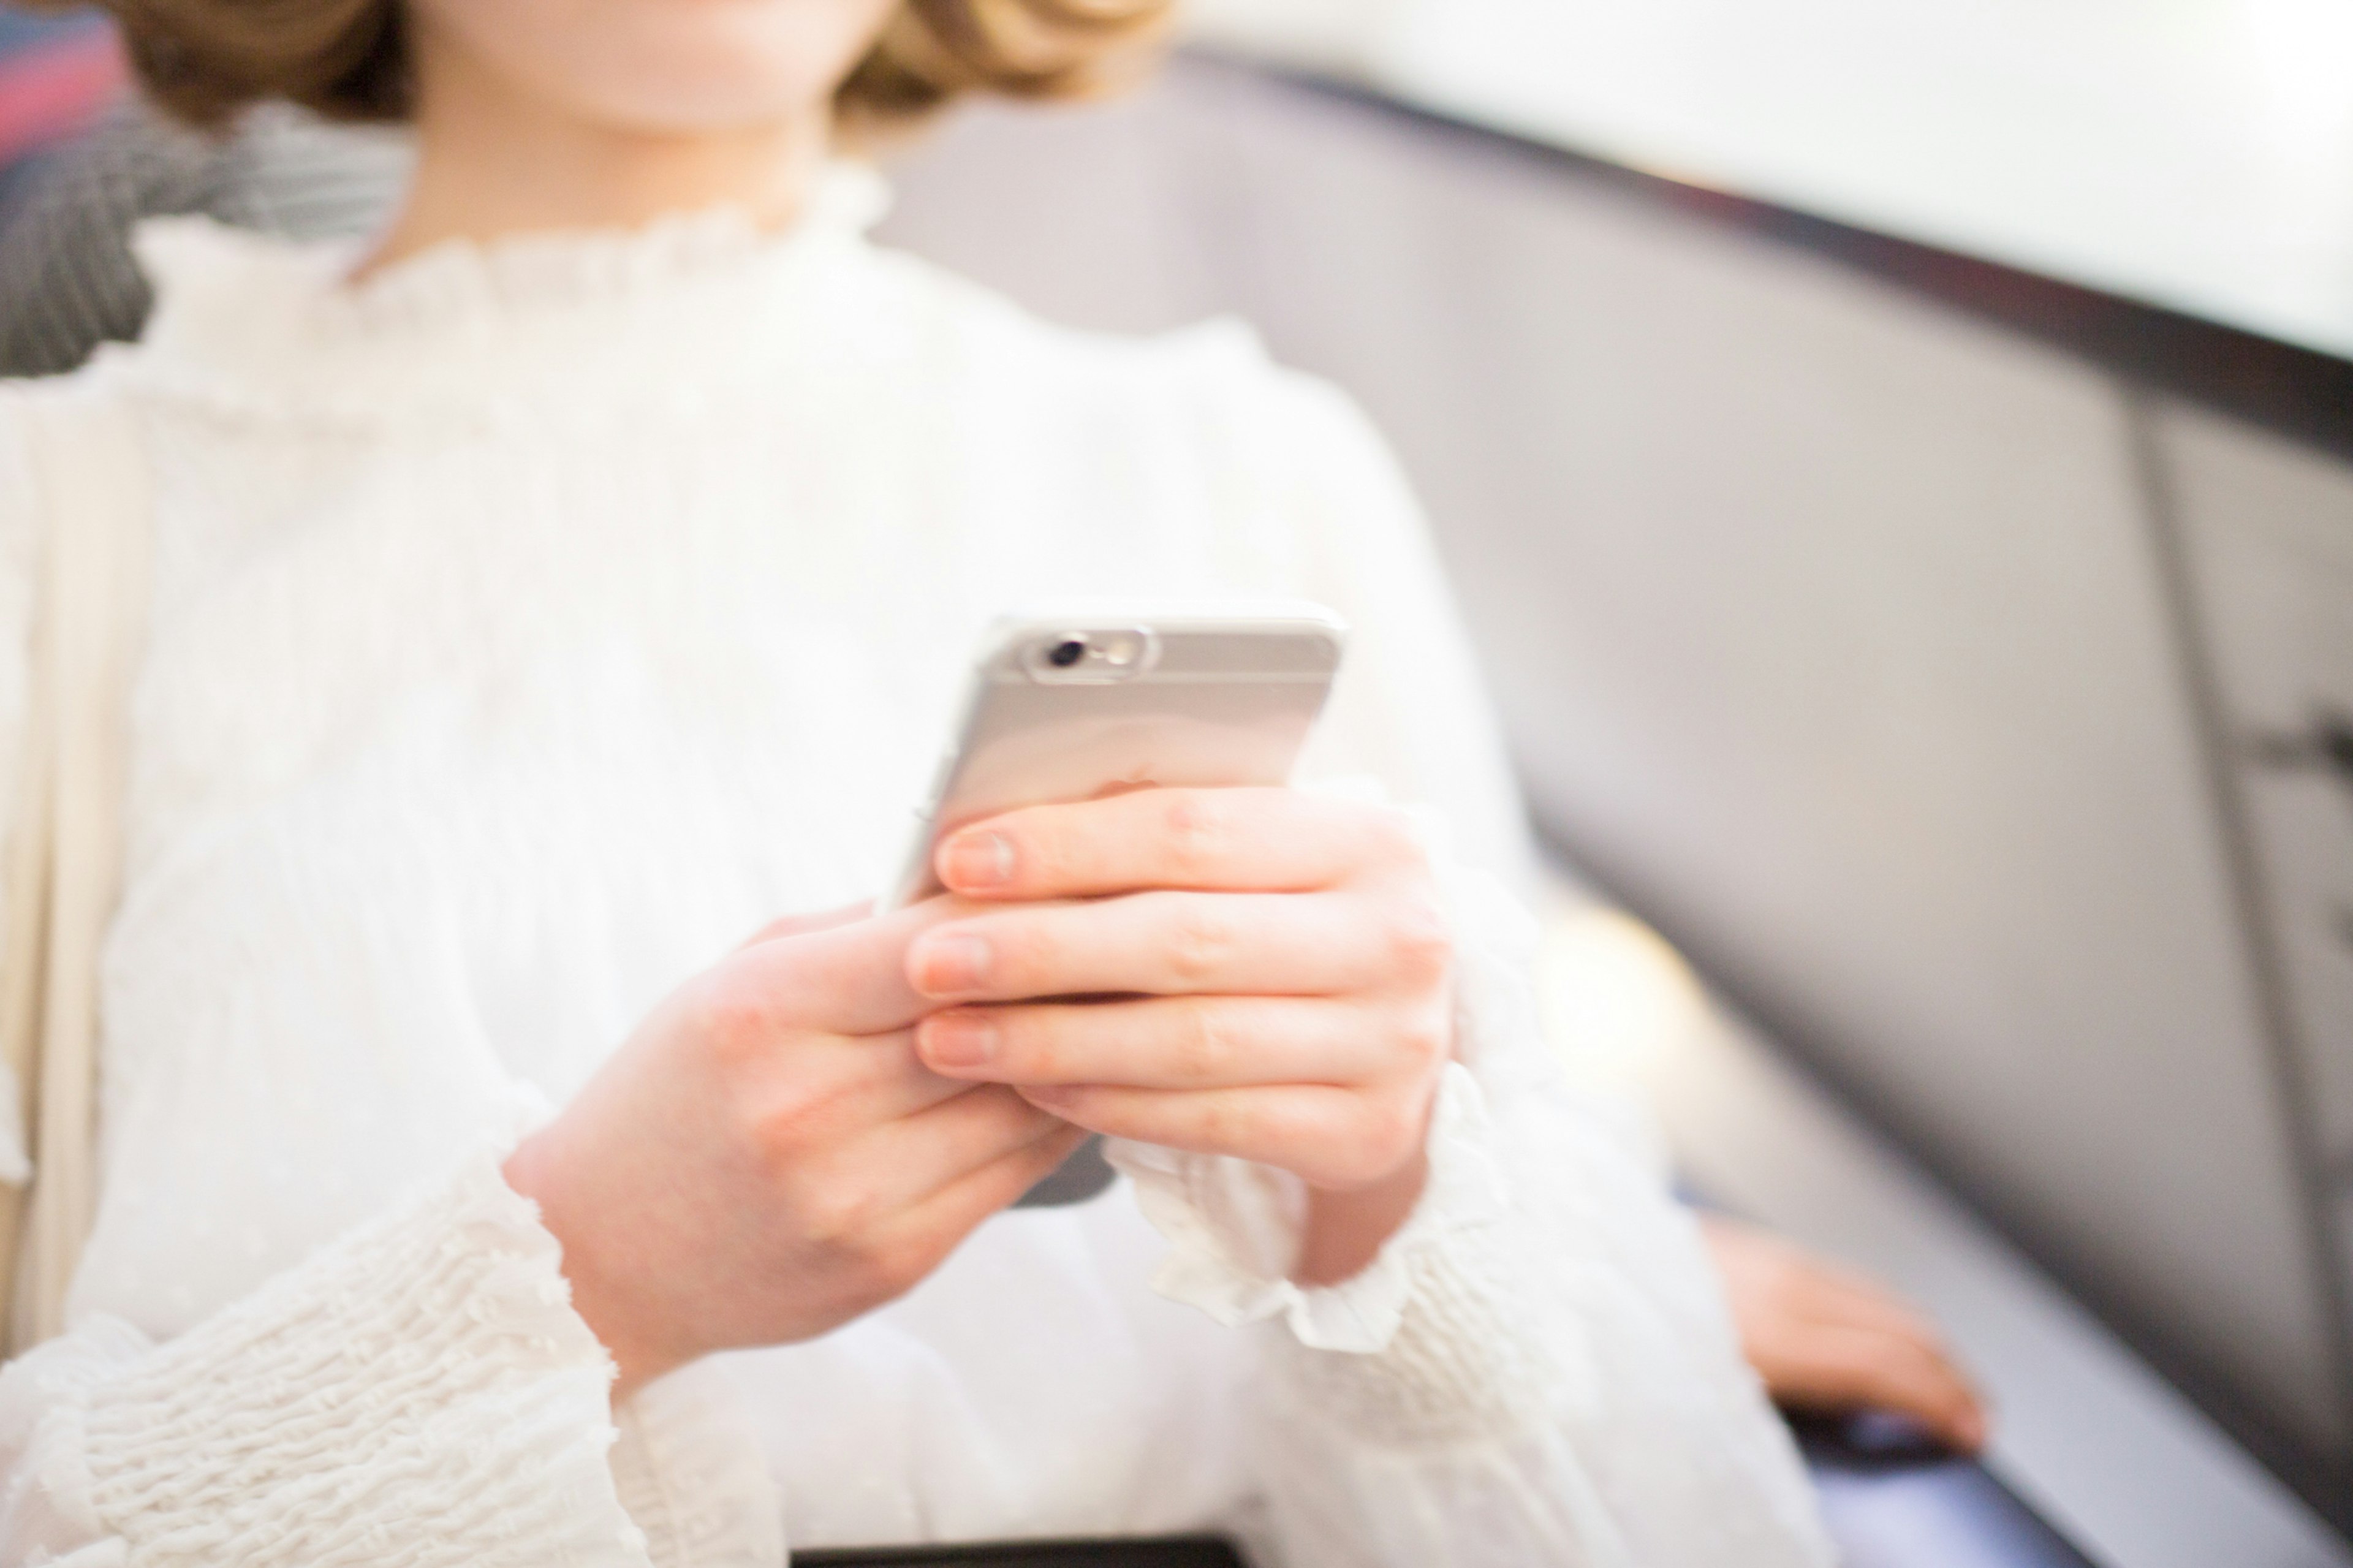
[0,358,119,487]
[855,242,1393,487]
[1,355,150,468]
[0,355,152,572]
[846,248,1427,594]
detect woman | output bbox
[0,2,1843,1562]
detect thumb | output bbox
[727,895,983,1037]
[736,900,874,950]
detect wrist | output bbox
[501,1133,676,1401]
[1294,1148,1429,1287]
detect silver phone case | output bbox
[889,604,1347,1209]
[887,605,1348,911]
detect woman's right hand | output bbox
[502,901,1087,1399]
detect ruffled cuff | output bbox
[1102,798,1550,1358]
[1105,1064,1507,1355]
[0,1151,650,1568]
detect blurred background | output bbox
[6,3,2352,1564]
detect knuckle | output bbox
[855,1233,933,1301]
[689,980,779,1075]
[1195,1092,1253,1154]
[1384,895,1455,982]
[743,1085,821,1171]
[797,1177,883,1248]
[1363,807,1427,868]
[1175,1002,1238,1081]
[1168,903,1240,982]
[1161,793,1230,878]
[1391,1003,1453,1075]
[1365,1092,1426,1168]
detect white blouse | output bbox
[0,169,1828,1568]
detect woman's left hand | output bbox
[907,786,1455,1286]
[1703,1217,1990,1453]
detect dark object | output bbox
[2248,712,2353,787]
[1010,1132,1118,1208]
[1795,1413,2098,1568]
[795,1537,1242,1568]
[1048,638,1087,668]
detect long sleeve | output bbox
[0,392,636,1568]
[1247,865,1830,1567]
[0,1147,653,1568]
[1115,360,1833,1566]
[0,392,786,1568]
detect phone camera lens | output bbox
[1048,638,1087,668]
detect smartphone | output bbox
[886,605,1348,910]
[890,604,1347,1206]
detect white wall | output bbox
[1185,0,2353,360]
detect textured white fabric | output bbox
[0,1150,643,1567]
[0,167,1830,1566]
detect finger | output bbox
[1701,1219,1956,1362]
[916,994,1416,1090]
[726,893,992,1036]
[936,787,1417,900]
[872,1121,1094,1276]
[832,1083,1071,1222]
[1797,1272,1963,1357]
[1784,1324,1990,1453]
[763,1029,974,1130]
[907,890,1427,1003]
[1016,1081,1413,1189]
[736,901,874,950]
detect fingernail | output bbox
[941,831,1015,890]
[922,1012,998,1068]
[912,933,992,994]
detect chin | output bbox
[425,0,900,134]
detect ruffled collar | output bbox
[119,162,895,428]
[318,162,891,337]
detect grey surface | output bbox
[880,60,2353,1504]
[2156,405,2353,1456]
[2160,407,2353,1176]
[1642,980,2352,1568]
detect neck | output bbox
[363,31,830,275]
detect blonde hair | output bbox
[38,0,1172,132]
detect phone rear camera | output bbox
[1048,638,1087,668]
